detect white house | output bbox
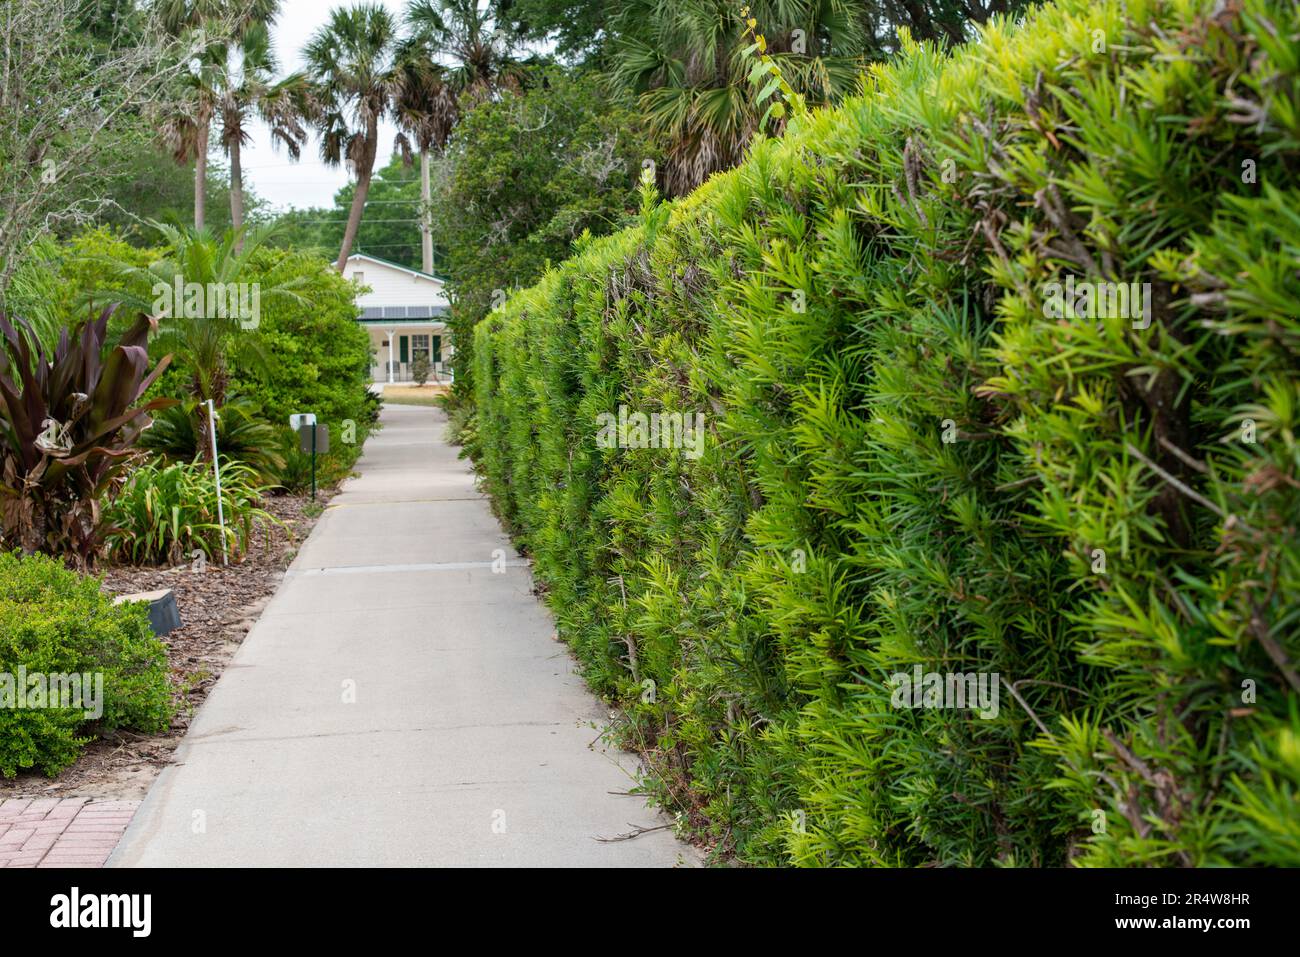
[341,253,453,383]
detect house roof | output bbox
[345,252,449,285]
[357,306,449,323]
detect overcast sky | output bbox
[241,0,406,212]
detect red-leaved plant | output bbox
[0,306,175,567]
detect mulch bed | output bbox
[1,487,338,800]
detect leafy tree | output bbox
[500,0,1027,63]
[429,66,655,398]
[493,0,610,63]
[96,151,271,241]
[606,0,869,195]
[405,0,526,104]
[501,0,1031,194]
[0,0,198,292]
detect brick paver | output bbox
[0,798,139,868]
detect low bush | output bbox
[276,444,355,495]
[471,0,1300,866]
[411,355,431,387]
[142,395,287,482]
[103,457,279,565]
[0,551,171,777]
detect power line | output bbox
[287,218,423,224]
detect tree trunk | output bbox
[335,115,379,272]
[230,130,244,252]
[194,112,209,231]
[420,148,433,274]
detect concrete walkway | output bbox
[110,404,693,867]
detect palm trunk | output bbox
[194,113,210,231]
[420,148,433,274]
[335,116,379,272]
[230,131,245,253]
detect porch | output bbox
[365,320,454,385]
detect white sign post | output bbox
[207,399,228,566]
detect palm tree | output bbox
[399,1,526,273]
[607,0,868,195]
[216,21,313,249]
[156,0,283,230]
[303,3,401,271]
[391,40,457,273]
[104,222,308,437]
[404,0,524,105]
[158,42,220,231]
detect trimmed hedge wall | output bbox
[471,0,1300,866]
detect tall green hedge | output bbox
[471,0,1300,866]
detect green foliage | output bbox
[494,0,612,63]
[411,355,432,386]
[0,550,171,777]
[498,0,1020,67]
[2,229,155,351]
[229,246,377,471]
[430,66,657,400]
[0,308,175,567]
[96,150,270,241]
[105,222,304,409]
[103,456,278,565]
[142,394,287,482]
[2,237,68,349]
[276,443,354,495]
[606,0,867,194]
[18,226,374,477]
[472,0,1300,865]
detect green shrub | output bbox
[103,457,279,565]
[276,444,354,495]
[431,67,658,402]
[471,0,1300,866]
[38,227,376,477]
[411,355,431,387]
[231,246,378,469]
[0,551,171,777]
[142,395,287,482]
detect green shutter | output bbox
[432,336,442,363]
[399,335,409,363]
